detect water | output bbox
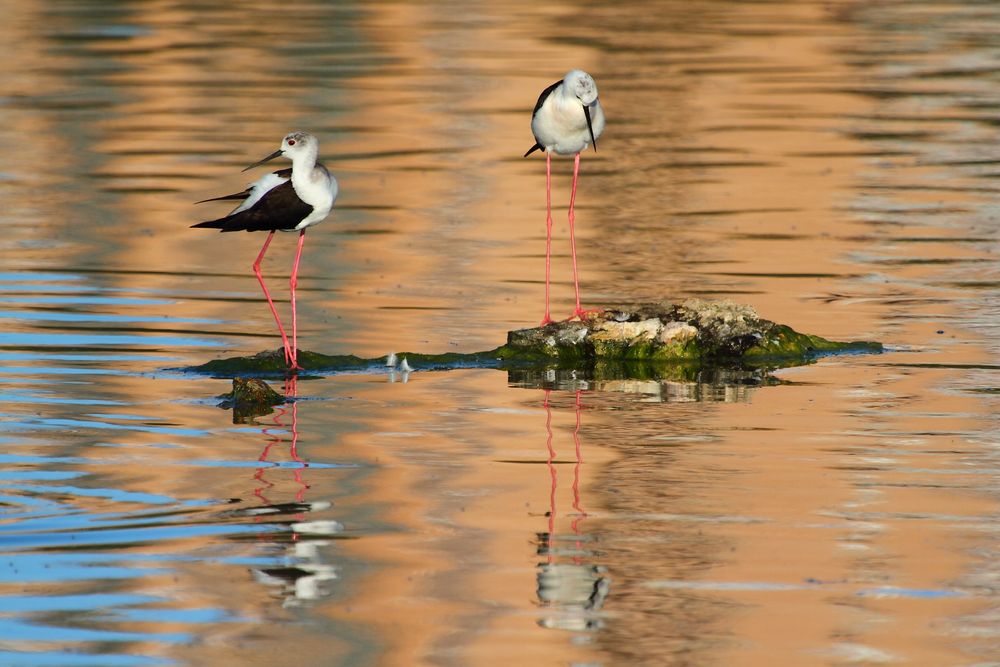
[1,0,998,664]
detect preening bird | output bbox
[524,69,605,325]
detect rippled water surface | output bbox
[2,1,999,665]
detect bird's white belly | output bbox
[289,173,339,231]
[533,100,604,156]
[293,202,333,230]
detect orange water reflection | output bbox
[0,0,998,665]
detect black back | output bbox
[524,79,562,157]
[192,179,313,232]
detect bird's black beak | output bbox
[584,105,597,152]
[242,149,284,172]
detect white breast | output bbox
[293,165,339,230]
[532,90,605,156]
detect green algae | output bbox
[192,347,504,377]
[497,302,881,366]
[187,302,882,379]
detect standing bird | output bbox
[193,131,338,371]
[524,69,605,325]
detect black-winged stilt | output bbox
[193,131,338,371]
[524,69,605,325]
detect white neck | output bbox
[290,148,320,197]
[289,148,335,214]
[290,143,319,174]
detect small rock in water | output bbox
[227,377,284,404]
[217,377,286,423]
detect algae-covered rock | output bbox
[500,300,881,363]
[216,377,287,422]
[187,300,881,379]
[191,347,503,377]
[197,349,370,376]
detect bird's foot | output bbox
[284,348,303,373]
[566,307,602,322]
[539,315,555,327]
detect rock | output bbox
[191,347,502,377]
[216,377,286,422]
[500,301,881,363]
[187,300,882,380]
[675,299,760,338]
[660,321,698,344]
[593,318,662,341]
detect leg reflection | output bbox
[570,390,586,565]
[536,389,610,633]
[244,376,341,605]
[253,376,308,509]
[545,389,557,566]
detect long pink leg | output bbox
[253,231,293,364]
[288,229,306,370]
[567,152,587,320]
[571,390,586,562]
[543,389,556,564]
[540,152,554,326]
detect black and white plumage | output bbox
[193,131,339,371]
[193,131,338,233]
[194,168,300,231]
[523,70,605,325]
[524,69,605,158]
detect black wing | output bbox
[195,191,250,205]
[191,180,313,233]
[524,79,562,157]
[194,168,293,205]
[531,80,562,117]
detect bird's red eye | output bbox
[287,139,296,145]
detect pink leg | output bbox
[540,152,554,326]
[543,389,556,564]
[288,230,306,371]
[571,390,586,561]
[567,152,587,320]
[253,231,293,364]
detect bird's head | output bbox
[244,131,318,171]
[563,70,600,151]
[565,70,599,106]
[281,131,317,156]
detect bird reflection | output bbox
[220,375,340,607]
[536,389,610,633]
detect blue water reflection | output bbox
[0,651,174,667]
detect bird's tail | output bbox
[523,142,543,158]
[194,192,248,205]
[191,218,229,230]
